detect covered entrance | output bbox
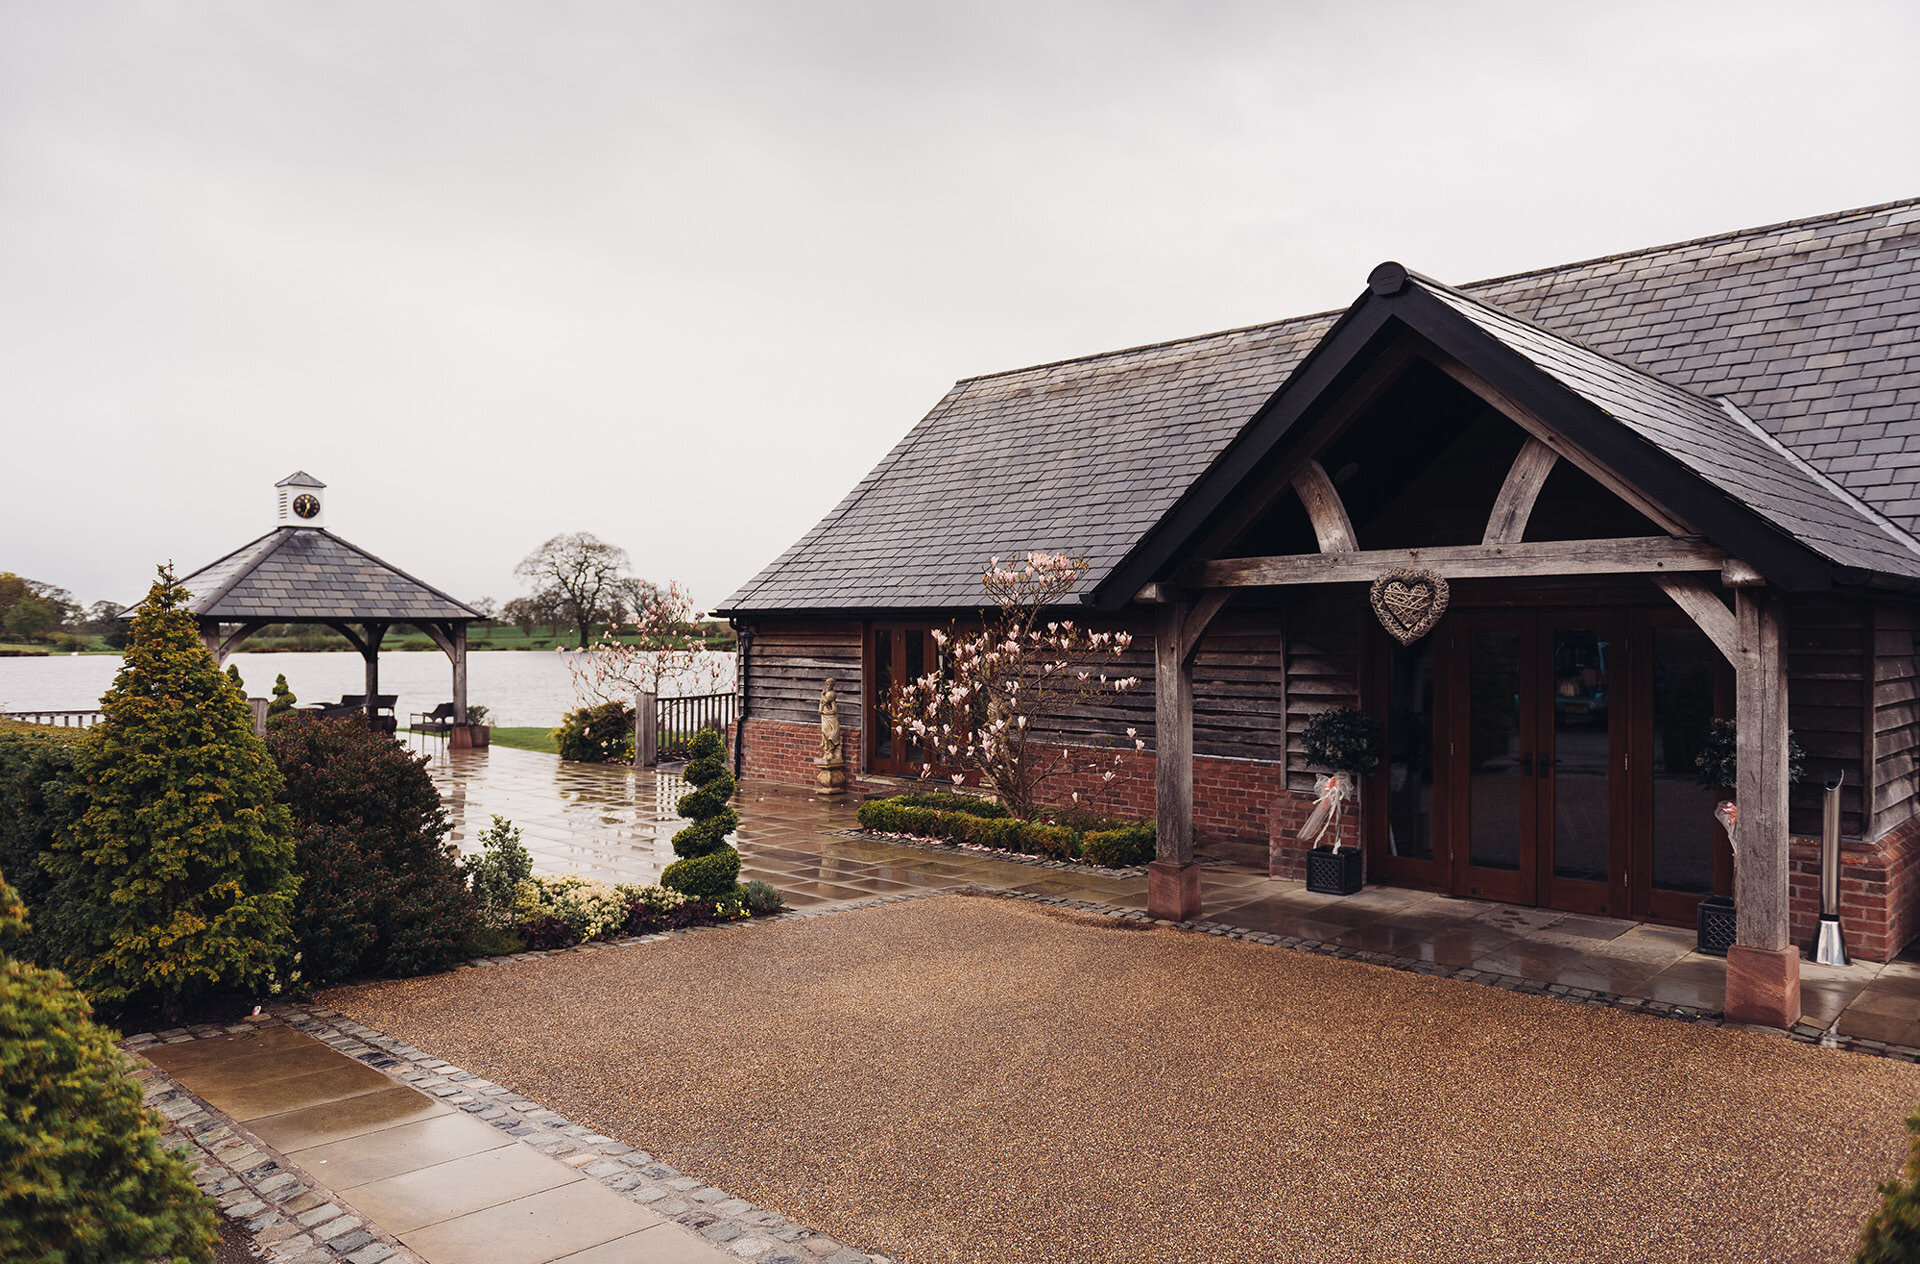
[1367,597,1730,923]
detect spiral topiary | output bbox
[661,730,741,899]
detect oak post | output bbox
[635,690,658,768]
[451,623,468,724]
[1727,585,1799,1027]
[1150,603,1201,920]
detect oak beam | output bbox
[1726,585,1800,1027]
[1655,576,1740,665]
[1149,602,1203,920]
[1290,460,1358,554]
[1180,589,1233,667]
[1481,437,1558,545]
[1190,537,1724,588]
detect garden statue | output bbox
[816,677,846,796]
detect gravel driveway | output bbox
[324,895,1920,1264]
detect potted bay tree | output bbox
[1298,706,1382,896]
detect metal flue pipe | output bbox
[1815,769,1850,967]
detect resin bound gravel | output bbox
[322,895,1920,1264]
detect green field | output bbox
[485,726,558,754]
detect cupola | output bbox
[275,471,327,528]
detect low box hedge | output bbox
[857,795,1154,867]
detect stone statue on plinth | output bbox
[815,677,847,796]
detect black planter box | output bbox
[1696,894,1737,957]
[1305,845,1364,896]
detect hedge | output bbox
[856,796,1154,866]
[0,726,90,966]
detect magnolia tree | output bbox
[563,581,728,704]
[888,551,1143,820]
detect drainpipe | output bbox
[1815,769,1850,966]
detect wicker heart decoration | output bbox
[1369,568,1449,646]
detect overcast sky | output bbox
[4,0,1916,614]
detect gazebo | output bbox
[173,472,482,734]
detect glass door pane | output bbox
[872,629,896,762]
[1649,624,1718,894]
[1386,636,1436,860]
[1547,627,1612,884]
[1466,628,1525,872]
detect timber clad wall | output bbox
[742,620,863,728]
[1280,597,1361,796]
[1871,602,1920,841]
[1786,596,1870,839]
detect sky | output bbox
[4,0,1917,615]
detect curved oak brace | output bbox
[1482,437,1558,545]
[201,620,268,666]
[1290,459,1358,553]
[1655,575,1739,665]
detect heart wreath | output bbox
[1369,568,1449,646]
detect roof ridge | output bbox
[1460,195,1920,291]
[951,196,1920,389]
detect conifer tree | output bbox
[267,673,297,717]
[50,566,297,1020]
[224,663,244,693]
[660,730,741,899]
[0,868,217,1263]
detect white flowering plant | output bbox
[886,551,1144,821]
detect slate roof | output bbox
[721,198,1920,613]
[174,528,480,622]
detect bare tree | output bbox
[514,533,634,649]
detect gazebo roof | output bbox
[176,527,480,623]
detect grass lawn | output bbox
[324,895,1920,1264]
[487,726,557,754]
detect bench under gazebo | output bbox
[173,472,483,741]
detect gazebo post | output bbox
[451,623,468,724]
[361,622,388,721]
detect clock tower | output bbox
[275,471,327,528]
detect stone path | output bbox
[134,1018,784,1264]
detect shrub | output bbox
[1083,822,1156,867]
[49,568,297,1019]
[1856,1106,1920,1262]
[553,701,633,763]
[267,673,297,717]
[0,869,217,1263]
[661,730,742,900]
[1301,707,1383,778]
[742,879,787,916]
[511,875,630,941]
[464,815,533,928]
[858,794,1149,866]
[267,714,476,986]
[0,726,90,966]
[889,792,1009,819]
[521,916,579,952]
[465,925,525,958]
[1694,717,1807,789]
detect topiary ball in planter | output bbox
[1301,707,1383,779]
[1305,845,1364,896]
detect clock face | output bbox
[292,493,320,520]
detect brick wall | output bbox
[1789,812,1920,962]
[737,717,864,787]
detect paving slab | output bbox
[396,1181,661,1264]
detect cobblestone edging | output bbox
[828,826,1153,878]
[981,888,1920,1062]
[125,1028,422,1264]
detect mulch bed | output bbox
[322,894,1920,1264]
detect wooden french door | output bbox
[1369,602,1725,923]
[866,624,942,777]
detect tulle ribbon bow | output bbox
[1298,772,1354,853]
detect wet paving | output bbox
[419,743,1920,1048]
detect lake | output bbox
[0,649,735,729]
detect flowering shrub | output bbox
[511,875,630,941]
[887,552,1143,820]
[562,582,729,704]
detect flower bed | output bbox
[507,874,785,952]
[856,796,1154,868]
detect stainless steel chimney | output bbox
[1815,770,1849,966]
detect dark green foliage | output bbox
[0,727,89,965]
[1694,718,1807,788]
[856,797,1151,867]
[742,879,787,916]
[464,815,532,928]
[661,731,742,899]
[1301,707,1383,778]
[49,568,297,1017]
[464,925,525,958]
[553,701,633,762]
[224,664,243,693]
[1856,1107,1920,1263]
[267,674,297,717]
[0,869,217,1264]
[266,715,477,986]
[888,792,1009,819]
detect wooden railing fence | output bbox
[2,709,107,729]
[653,691,736,762]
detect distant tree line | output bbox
[510,532,666,649]
[0,572,127,649]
